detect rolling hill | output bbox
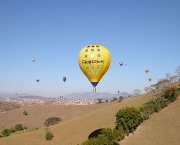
[0,87,179,145]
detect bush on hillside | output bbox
[44,117,62,127]
[97,99,102,103]
[23,110,28,115]
[115,107,144,136]
[45,130,54,140]
[164,87,179,102]
[2,129,11,137]
[15,124,24,131]
[82,128,123,145]
[9,127,16,133]
[140,87,180,119]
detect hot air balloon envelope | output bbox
[144,87,148,91]
[32,58,35,62]
[148,77,152,81]
[78,44,111,88]
[145,69,149,73]
[63,77,66,82]
[119,61,123,66]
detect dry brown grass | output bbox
[0,86,179,145]
[0,93,152,145]
[0,101,20,112]
[0,101,118,130]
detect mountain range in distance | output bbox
[0,92,135,100]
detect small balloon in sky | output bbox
[36,79,39,82]
[144,87,148,91]
[63,77,66,82]
[119,61,123,66]
[145,69,149,73]
[32,58,35,62]
[148,77,152,81]
[78,44,111,91]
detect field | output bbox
[0,87,179,145]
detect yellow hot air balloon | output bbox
[78,44,111,91]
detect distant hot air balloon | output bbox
[78,44,111,91]
[148,77,152,81]
[63,77,66,82]
[36,79,39,82]
[144,87,148,91]
[32,58,35,63]
[118,91,120,94]
[119,61,123,66]
[145,69,149,73]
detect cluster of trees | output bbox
[98,96,125,104]
[80,80,180,144]
[140,86,179,119]
[0,124,27,137]
[44,117,62,127]
[81,107,144,145]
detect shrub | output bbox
[45,131,54,140]
[82,128,123,145]
[15,124,24,131]
[97,99,102,103]
[44,117,62,127]
[2,129,11,137]
[112,97,118,101]
[9,127,16,133]
[115,107,144,135]
[23,110,28,115]
[164,87,179,102]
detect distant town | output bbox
[0,97,97,108]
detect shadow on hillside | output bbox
[88,128,104,139]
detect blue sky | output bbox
[0,0,180,97]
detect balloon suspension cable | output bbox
[93,87,96,92]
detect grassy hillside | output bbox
[0,101,20,112]
[0,101,118,130]
[120,96,180,145]
[0,93,152,145]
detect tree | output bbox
[175,66,180,79]
[23,110,28,115]
[119,96,124,101]
[115,107,144,135]
[97,99,102,103]
[15,124,24,131]
[112,97,118,101]
[169,75,179,84]
[132,89,141,96]
[2,129,11,137]
[82,128,124,145]
[44,117,62,127]
[165,73,171,80]
[45,130,54,140]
